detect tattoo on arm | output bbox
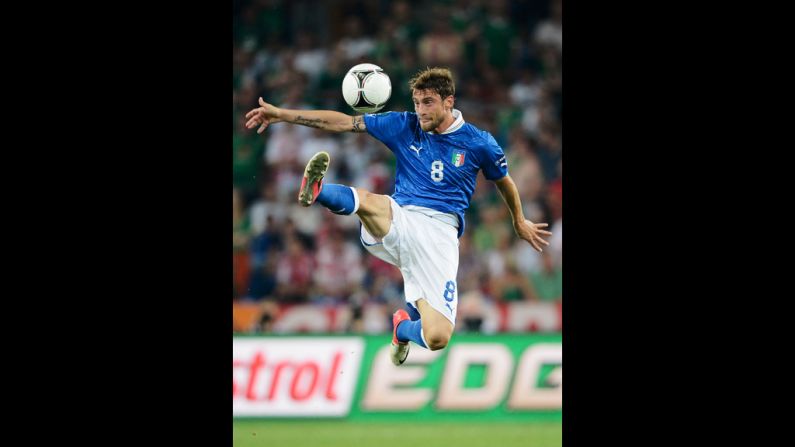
[294,115,329,129]
[352,115,366,132]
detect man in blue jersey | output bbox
[245,67,552,365]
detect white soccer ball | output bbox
[341,63,392,113]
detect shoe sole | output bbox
[391,342,410,366]
[298,151,330,206]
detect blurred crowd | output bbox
[233,0,562,333]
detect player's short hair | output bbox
[409,67,455,99]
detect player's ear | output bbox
[445,95,454,110]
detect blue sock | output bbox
[396,319,428,348]
[316,184,359,215]
[406,303,421,321]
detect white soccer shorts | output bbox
[359,197,459,325]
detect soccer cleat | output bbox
[298,151,330,206]
[390,309,410,365]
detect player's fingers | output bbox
[257,122,268,134]
[245,109,258,119]
[537,238,550,246]
[246,116,262,128]
[533,223,549,228]
[259,97,267,107]
[536,230,553,236]
[528,238,541,252]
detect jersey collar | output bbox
[428,109,465,135]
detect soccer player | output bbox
[244,67,552,365]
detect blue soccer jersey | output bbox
[363,110,508,237]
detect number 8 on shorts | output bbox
[443,280,456,301]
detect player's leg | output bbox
[300,152,408,363]
[415,298,454,350]
[390,301,434,364]
[390,298,453,363]
[390,308,413,365]
[354,188,392,239]
[391,213,459,360]
[406,302,421,320]
[299,151,392,239]
[299,151,357,213]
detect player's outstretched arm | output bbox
[245,97,368,134]
[494,175,553,252]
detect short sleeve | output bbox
[363,111,411,144]
[480,133,509,181]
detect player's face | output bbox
[412,89,452,132]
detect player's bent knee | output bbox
[425,329,451,351]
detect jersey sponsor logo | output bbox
[495,155,507,168]
[452,150,466,167]
[409,144,423,156]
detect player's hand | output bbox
[514,220,553,252]
[245,97,282,134]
